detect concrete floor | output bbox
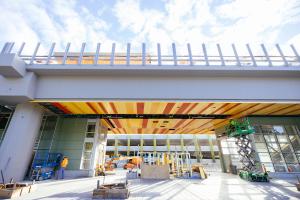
[13,170,300,200]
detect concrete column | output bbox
[114,136,118,157]
[153,134,157,156]
[208,135,216,162]
[0,102,44,182]
[140,135,144,154]
[193,135,202,162]
[180,134,184,152]
[97,124,107,167]
[127,135,130,156]
[90,120,107,177]
[217,139,227,173]
[166,135,170,153]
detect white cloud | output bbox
[0,0,113,53]
[113,0,300,54]
[0,0,299,56]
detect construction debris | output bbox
[92,182,129,199]
[0,183,37,199]
[192,164,208,179]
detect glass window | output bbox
[261,163,275,172]
[254,135,264,143]
[258,153,272,162]
[287,164,300,172]
[81,160,91,170]
[0,115,9,130]
[227,141,237,148]
[273,164,287,172]
[266,143,280,152]
[86,132,95,138]
[289,135,300,153]
[221,140,228,147]
[261,125,274,134]
[276,135,288,143]
[270,152,284,164]
[273,126,285,134]
[81,142,94,170]
[107,139,115,146]
[87,123,96,133]
[255,143,268,152]
[285,126,298,135]
[230,154,240,160]
[84,142,93,151]
[253,125,262,134]
[222,148,229,154]
[279,143,293,154]
[228,148,239,154]
[282,153,297,164]
[84,152,92,159]
[264,135,276,143]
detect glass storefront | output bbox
[253,125,300,172]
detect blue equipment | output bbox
[31,152,62,181]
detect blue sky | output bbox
[0,0,300,54]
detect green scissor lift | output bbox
[225,118,269,182]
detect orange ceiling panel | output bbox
[43,101,300,134]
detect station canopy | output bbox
[37,101,300,134]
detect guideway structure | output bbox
[0,42,300,103]
[0,42,300,182]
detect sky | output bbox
[0,0,300,54]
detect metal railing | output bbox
[1,42,300,67]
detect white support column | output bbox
[1,42,14,54]
[276,44,288,66]
[187,43,193,66]
[29,42,40,65]
[217,44,225,66]
[110,43,116,66]
[246,44,257,66]
[290,44,300,63]
[232,44,241,66]
[172,43,177,66]
[202,43,209,66]
[46,43,56,64]
[17,42,25,57]
[126,43,131,66]
[261,44,272,66]
[78,43,86,65]
[157,43,161,66]
[62,43,70,65]
[94,43,101,65]
[0,103,44,182]
[7,43,15,54]
[142,43,146,66]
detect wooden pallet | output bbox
[0,183,37,199]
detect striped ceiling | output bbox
[46,102,300,134]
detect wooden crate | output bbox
[0,183,37,199]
